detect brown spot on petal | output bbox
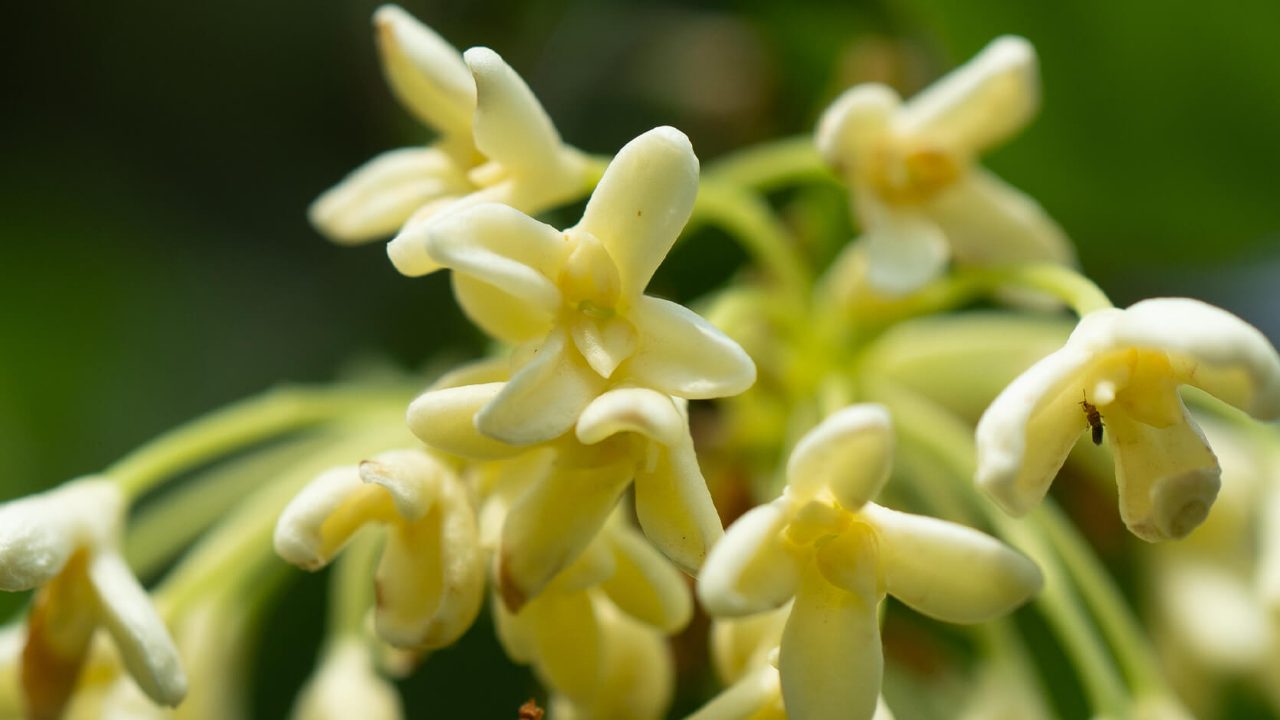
[497,556,527,614]
[22,552,97,720]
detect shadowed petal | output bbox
[635,434,724,574]
[576,388,685,448]
[861,210,949,296]
[779,557,883,720]
[477,331,607,445]
[373,6,474,137]
[464,47,567,178]
[698,500,800,617]
[407,383,525,460]
[928,169,1074,268]
[816,84,900,172]
[599,521,692,633]
[89,552,186,706]
[454,272,555,345]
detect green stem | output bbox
[126,432,338,578]
[108,385,407,500]
[1037,503,1167,696]
[962,264,1114,317]
[693,180,811,296]
[704,135,833,192]
[155,423,405,618]
[330,530,382,641]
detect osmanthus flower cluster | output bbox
[10,5,1280,720]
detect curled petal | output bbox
[779,557,883,720]
[576,127,699,298]
[373,5,474,137]
[477,331,607,445]
[498,459,633,610]
[570,314,638,380]
[816,84,900,171]
[861,210,949,296]
[862,503,1042,622]
[635,435,724,574]
[407,382,524,460]
[359,449,448,521]
[425,203,565,314]
[374,473,484,648]
[975,345,1096,516]
[621,295,756,399]
[1075,298,1280,421]
[786,403,893,510]
[927,169,1074,269]
[896,35,1038,156]
[1108,407,1220,542]
[698,500,800,617]
[464,47,569,179]
[599,521,693,633]
[309,148,470,245]
[576,388,685,447]
[88,552,187,706]
[21,553,97,720]
[274,467,398,570]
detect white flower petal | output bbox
[453,272,555,345]
[779,558,883,720]
[570,314,638,379]
[1156,559,1270,670]
[600,518,694,633]
[896,36,1039,157]
[861,210,950,296]
[358,449,447,521]
[425,203,565,314]
[406,382,525,460]
[576,387,685,447]
[698,500,800,617]
[564,596,675,720]
[709,606,789,684]
[274,467,397,570]
[291,638,402,720]
[815,84,900,171]
[862,503,1042,623]
[373,5,474,138]
[975,345,1097,516]
[1108,407,1220,542]
[786,404,893,511]
[635,434,724,574]
[1077,298,1280,421]
[374,473,484,649]
[88,552,187,707]
[464,47,568,179]
[927,169,1074,268]
[621,295,756,399]
[497,459,633,610]
[0,479,120,592]
[576,126,699,298]
[477,331,607,445]
[309,147,470,245]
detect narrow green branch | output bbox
[705,135,834,192]
[108,385,407,501]
[962,264,1114,317]
[693,180,811,296]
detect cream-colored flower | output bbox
[698,405,1041,720]
[411,379,723,608]
[417,125,755,447]
[310,5,588,275]
[274,449,485,649]
[976,298,1280,541]
[291,639,402,720]
[0,478,186,718]
[492,514,686,720]
[817,36,1073,296]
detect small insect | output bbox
[1079,391,1104,445]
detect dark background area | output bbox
[2,0,1278,715]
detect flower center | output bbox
[864,141,961,205]
[558,230,622,316]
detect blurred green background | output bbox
[3,0,1278,716]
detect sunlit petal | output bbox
[621,295,756,399]
[698,500,800,617]
[476,331,607,445]
[407,382,525,460]
[927,170,1074,268]
[600,519,693,632]
[88,552,186,706]
[464,47,567,178]
[576,388,685,447]
[635,435,724,574]
[373,5,474,137]
[786,403,893,510]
